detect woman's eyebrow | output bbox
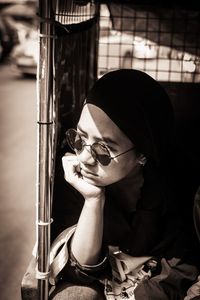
[77,124,118,146]
[93,135,119,147]
[101,136,119,146]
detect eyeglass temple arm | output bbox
[110,147,135,159]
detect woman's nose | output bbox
[77,145,96,165]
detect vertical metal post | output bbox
[36,1,55,299]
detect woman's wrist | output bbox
[84,193,105,208]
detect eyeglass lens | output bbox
[66,129,112,166]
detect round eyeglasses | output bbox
[65,128,135,166]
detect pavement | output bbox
[0,62,37,300]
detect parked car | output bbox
[0,1,38,75]
[0,14,18,62]
[98,26,199,82]
[98,27,161,77]
[11,27,38,76]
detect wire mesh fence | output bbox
[98,3,200,82]
[52,0,200,158]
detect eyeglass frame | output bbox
[65,128,135,165]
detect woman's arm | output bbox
[62,154,105,266]
[71,193,105,265]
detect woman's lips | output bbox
[80,168,98,177]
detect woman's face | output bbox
[76,104,139,186]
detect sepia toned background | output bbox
[0,1,200,299]
[0,1,37,299]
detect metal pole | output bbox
[36,1,55,299]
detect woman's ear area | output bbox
[137,154,147,166]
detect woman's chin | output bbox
[84,176,115,188]
[82,175,104,187]
[82,175,98,184]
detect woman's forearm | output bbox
[71,195,105,266]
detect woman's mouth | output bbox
[80,168,98,178]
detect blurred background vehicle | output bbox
[0,7,18,62]
[99,28,158,75]
[0,0,38,76]
[11,27,38,76]
[1,2,198,80]
[98,4,200,81]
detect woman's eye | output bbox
[103,142,116,151]
[77,132,86,140]
[80,136,87,144]
[108,145,116,152]
[103,144,116,153]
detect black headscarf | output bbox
[85,69,174,166]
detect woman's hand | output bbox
[62,153,105,200]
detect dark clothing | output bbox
[55,164,200,300]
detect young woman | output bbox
[50,69,200,300]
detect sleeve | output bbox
[134,258,199,300]
[184,276,200,300]
[58,239,110,285]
